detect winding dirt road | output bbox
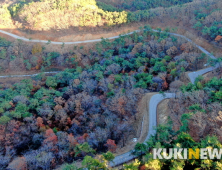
[0,29,218,167]
[0,29,216,81]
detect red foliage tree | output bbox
[82,133,89,140]
[139,165,147,170]
[104,139,117,152]
[44,129,58,145]
[162,78,169,90]
[36,117,44,127]
[215,35,222,42]
[68,134,78,147]
[77,136,85,144]
[159,74,169,90]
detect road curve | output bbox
[0,29,127,44]
[110,65,217,166]
[0,28,216,81]
[109,32,217,166]
[188,64,219,84]
[0,29,217,60]
[110,93,176,167]
[0,28,218,167]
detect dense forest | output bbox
[1,0,193,30]
[128,73,222,170]
[59,72,222,169]
[98,0,193,11]
[98,0,222,45]
[1,0,222,169]
[192,8,222,41]
[0,26,207,169]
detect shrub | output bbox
[46,77,58,88]
[170,68,177,77]
[0,49,6,59]
[0,115,11,125]
[114,74,123,83]
[10,55,16,61]
[188,104,204,112]
[196,81,203,89]
[61,163,78,170]
[48,52,60,59]
[134,73,153,88]
[107,90,115,97]
[74,142,95,157]
[30,56,38,67]
[0,37,11,47]
[215,91,222,100]
[164,55,171,61]
[32,43,42,55]
[153,62,166,72]
[24,60,32,70]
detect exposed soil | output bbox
[0,68,61,76]
[157,99,170,126]
[0,77,32,86]
[203,68,221,79]
[183,72,194,84]
[0,22,145,42]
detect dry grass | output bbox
[157,99,170,126]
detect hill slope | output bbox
[1,0,127,30]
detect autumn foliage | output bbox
[215,35,222,42]
[0,24,207,169]
[104,139,117,152]
[31,43,42,55]
[44,129,58,145]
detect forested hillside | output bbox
[1,0,222,49]
[0,0,127,30]
[98,0,193,11]
[193,8,222,41]
[0,0,197,31]
[0,26,206,169]
[1,0,222,169]
[129,73,222,170]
